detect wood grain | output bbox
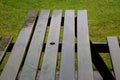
[77,10,93,80]
[59,10,75,80]
[19,10,50,80]
[107,37,120,80]
[0,10,38,80]
[39,10,62,80]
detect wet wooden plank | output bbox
[19,10,50,80]
[59,10,75,80]
[0,10,38,80]
[39,10,62,80]
[77,10,93,80]
[0,36,12,64]
[107,37,120,80]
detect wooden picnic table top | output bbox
[1,10,119,80]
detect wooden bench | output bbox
[0,10,119,80]
[107,37,120,80]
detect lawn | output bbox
[0,0,120,71]
[0,0,120,41]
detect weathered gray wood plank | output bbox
[77,10,93,80]
[107,37,120,80]
[0,10,38,80]
[19,10,50,80]
[59,10,75,80]
[39,10,62,80]
[0,36,12,64]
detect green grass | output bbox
[0,0,120,41]
[0,0,120,71]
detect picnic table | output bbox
[0,10,120,80]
